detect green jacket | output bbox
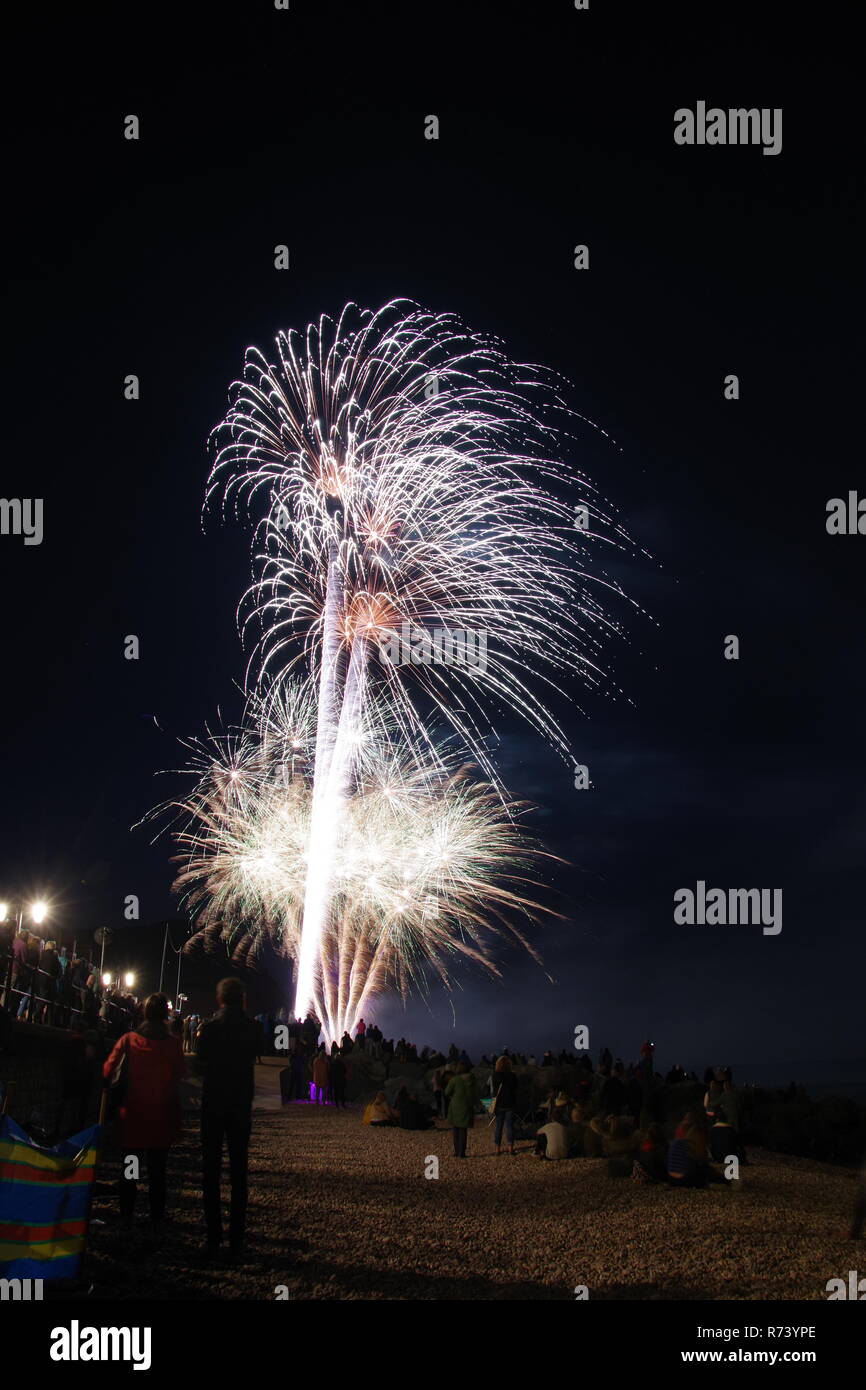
[445,1072,479,1128]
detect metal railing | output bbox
[0,948,137,1037]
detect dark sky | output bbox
[3,2,863,1073]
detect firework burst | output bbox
[207,301,634,1018]
[155,689,558,1042]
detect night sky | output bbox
[3,2,863,1076]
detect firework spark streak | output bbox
[150,691,558,1042]
[206,301,634,1019]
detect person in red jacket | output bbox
[103,992,186,1234]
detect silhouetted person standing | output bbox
[196,978,260,1260]
[330,1052,348,1107]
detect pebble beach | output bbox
[85,1064,862,1301]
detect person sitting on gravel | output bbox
[584,1115,607,1158]
[397,1090,435,1131]
[709,1100,746,1166]
[674,1108,700,1140]
[602,1116,636,1178]
[538,1088,569,1124]
[533,1106,569,1160]
[703,1079,725,1122]
[566,1103,588,1157]
[364,1091,399,1126]
[667,1116,729,1188]
[632,1123,667,1184]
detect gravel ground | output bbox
[85,1063,862,1301]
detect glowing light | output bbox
[205,302,631,1020]
[124,972,135,988]
[154,686,558,1043]
[102,972,112,987]
[31,901,48,924]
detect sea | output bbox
[729,1058,866,1104]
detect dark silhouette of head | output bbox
[217,977,244,1009]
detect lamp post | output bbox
[94,926,113,982]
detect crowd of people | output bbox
[349,1032,751,1186]
[4,989,864,1248]
[288,1015,752,1187]
[0,951,262,1259]
[0,928,139,1033]
[102,978,260,1259]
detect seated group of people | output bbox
[363,1086,435,1130]
[533,1101,744,1186]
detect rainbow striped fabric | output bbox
[0,1116,100,1280]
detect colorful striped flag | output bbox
[0,1115,100,1280]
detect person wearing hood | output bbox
[364,1091,398,1125]
[103,992,186,1235]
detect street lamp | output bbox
[102,972,112,988]
[0,897,54,936]
[0,897,54,1017]
[123,971,135,989]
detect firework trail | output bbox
[208,301,634,1017]
[153,688,557,1041]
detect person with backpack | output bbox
[102,992,186,1234]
